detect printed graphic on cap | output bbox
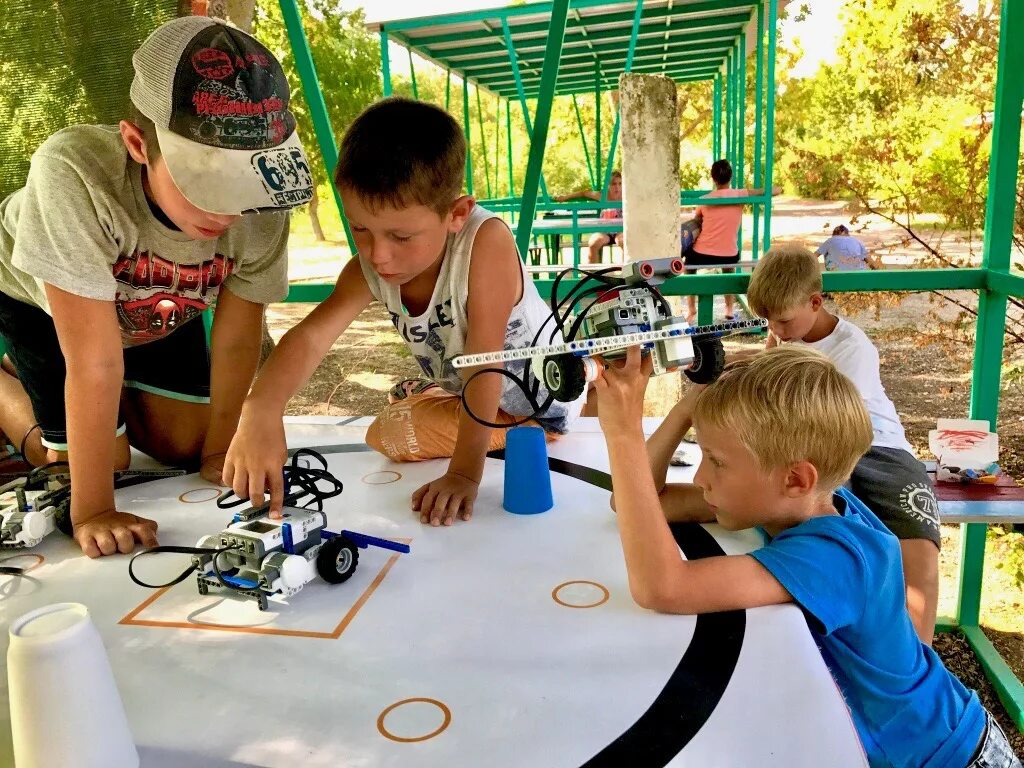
[171,24,296,152]
[251,147,313,207]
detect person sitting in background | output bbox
[683,159,778,324]
[816,225,871,271]
[552,171,623,265]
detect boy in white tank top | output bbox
[224,98,578,527]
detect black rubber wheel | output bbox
[317,535,359,584]
[684,337,726,385]
[542,354,587,402]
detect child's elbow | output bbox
[629,581,683,614]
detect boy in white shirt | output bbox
[746,244,940,643]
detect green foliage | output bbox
[991,527,1024,591]
[775,0,999,227]
[253,0,381,190]
[0,1,179,199]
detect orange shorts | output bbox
[365,387,557,462]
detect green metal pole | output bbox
[476,86,493,198]
[380,26,391,97]
[958,0,1024,633]
[494,93,501,198]
[595,67,602,187]
[279,0,354,253]
[738,36,747,189]
[753,0,764,257]
[445,69,451,112]
[600,0,644,199]
[408,47,418,99]
[501,18,549,200]
[737,36,747,254]
[462,76,474,196]
[514,0,570,259]
[506,98,515,224]
[713,73,721,160]
[764,0,778,247]
[725,48,733,171]
[572,94,597,188]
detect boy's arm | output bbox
[553,189,600,203]
[412,219,521,526]
[610,386,714,524]
[45,285,158,557]
[199,286,265,482]
[597,348,792,614]
[223,257,373,515]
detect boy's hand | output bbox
[73,510,158,558]
[412,471,479,526]
[594,346,654,435]
[222,407,289,518]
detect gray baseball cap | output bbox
[131,16,313,215]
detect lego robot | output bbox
[190,505,408,611]
[129,449,410,610]
[0,485,58,549]
[453,257,766,402]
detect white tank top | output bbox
[358,204,580,432]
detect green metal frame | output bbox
[277,0,1022,731]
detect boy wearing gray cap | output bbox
[0,17,312,557]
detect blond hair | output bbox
[693,346,872,492]
[747,244,823,317]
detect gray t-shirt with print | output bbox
[0,125,289,346]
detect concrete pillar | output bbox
[619,73,680,262]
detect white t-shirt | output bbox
[797,317,913,453]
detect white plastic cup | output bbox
[7,602,139,768]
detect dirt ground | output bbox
[274,197,1024,749]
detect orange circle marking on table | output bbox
[0,553,44,573]
[376,697,452,743]
[362,470,402,485]
[178,487,222,504]
[552,580,610,609]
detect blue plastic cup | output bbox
[503,426,554,515]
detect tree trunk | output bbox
[309,184,326,242]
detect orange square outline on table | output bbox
[118,538,411,640]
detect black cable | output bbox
[18,424,40,467]
[128,543,243,589]
[131,449,345,594]
[216,448,343,513]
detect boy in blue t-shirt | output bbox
[595,346,1018,767]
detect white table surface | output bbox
[0,418,867,767]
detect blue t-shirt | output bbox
[751,489,984,768]
[817,235,868,271]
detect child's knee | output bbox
[365,399,458,461]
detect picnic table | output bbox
[0,417,869,767]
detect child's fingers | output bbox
[231,468,249,503]
[112,526,136,554]
[77,532,101,559]
[222,458,236,488]
[411,483,428,511]
[94,529,118,557]
[623,345,641,370]
[429,492,452,526]
[268,469,285,517]
[131,521,159,548]
[442,495,461,526]
[460,496,474,521]
[419,487,440,523]
[248,471,266,510]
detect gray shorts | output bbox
[967,710,1021,768]
[846,446,941,548]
